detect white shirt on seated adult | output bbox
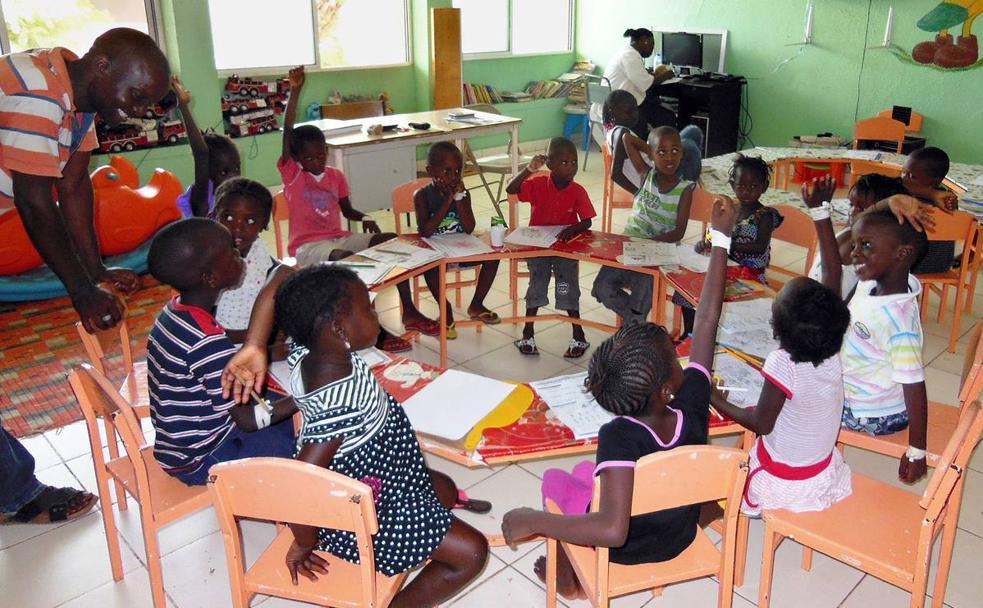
[590,28,674,129]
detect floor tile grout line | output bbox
[834,574,868,608]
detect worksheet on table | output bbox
[504,226,565,248]
[422,233,493,258]
[530,372,615,439]
[360,240,444,269]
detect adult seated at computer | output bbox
[598,27,676,139]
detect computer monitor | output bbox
[651,27,728,74]
[662,32,702,69]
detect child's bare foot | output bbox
[533,555,585,600]
[467,305,500,325]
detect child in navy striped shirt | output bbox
[146,219,297,486]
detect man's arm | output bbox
[13,167,123,331]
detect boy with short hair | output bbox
[146,219,297,486]
[506,137,596,358]
[901,146,958,273]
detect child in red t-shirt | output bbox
[506,137,596,358]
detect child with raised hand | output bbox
[709,281,852,515]
[501,196,738,600]
[592,125,696,324]
[273,265,488,607]
[506,137,596,358]
[279,65,438,349]
[676,154,785,338]
[808,175,932,484]
[172,76,241,217]
[414,141,500,339]
[212,177,293,346]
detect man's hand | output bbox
[98,267,141,294]
[285,539,329,585]
[222,343,269,403]
[527,154,548,172]
[898,454,928,484]
[171,75,191,106]
[73,285,125,332]
[288,66,305,90]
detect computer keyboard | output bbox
[663,77,682,85]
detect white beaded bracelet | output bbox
[709,229,732,251]
[905,446,927,461]
[808,202,831,221]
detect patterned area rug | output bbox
[0,279,169,437]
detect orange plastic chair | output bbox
[837,320,983,467]
[208,457,407,608]
[917,209,980,352]
[766,204,817,289]
[669,186,714,336]
[847,159,902,187]
[853,116,906,154]
[878,108,924,134]
[69,364,212,608]
[601,143,635,233]
[390,178,479,311]
[506,193,533,317]
[758,401,983,608]
[271,190,290,260]
[544,445,749,608]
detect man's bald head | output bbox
[75,27,170,127]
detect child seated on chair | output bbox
[146,219,297,486]
[591,126,696,324]
[676,154,784,339]
[414,141,500,339]
[172,76,240,217]
[273,266,490,607]
[211,177,293,348]
[506,137,595,358]
[902,147,959,273]
[710,276,853,516]
[279,65,436,350]
[501,196,737,600]
[604,91,703,193]
[809,176,932,484]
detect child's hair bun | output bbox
[623,28,635,38]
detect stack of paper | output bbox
[720,298,773,335]
[505,226,565,248]
[620,241,681,266]
[330,261,394,287]
[422,233,493,258]
[530,372,614,439]
[712,351,764,406]
[360,240,444,269]
[401,370,515,440]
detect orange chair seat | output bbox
[105,449,211,523]
[763,474,928,588]
[244,527,405,607]
[838,400,961,466]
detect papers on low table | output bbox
[717,298,779,359]
[844,150,882,161]
[329,261,394,287]
[422,233,493,258]
[504,226,565,248]
[401,369,515,441]
[712,351,764,407]
[530,372,614,439]
[360,240,444,269]
[620,241,681,267]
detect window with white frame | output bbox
[453,0,572,57]
[208,0,410,74]
[0,0,161,54]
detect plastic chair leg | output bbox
[801,546,813,571]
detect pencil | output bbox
[709,405,724,421]
[374,248,409,257]
[565,233,584,244]
[251,390,272,413]
[715,386,748,392]
[338,263,376,268]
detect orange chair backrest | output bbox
[689,187,715,230]
[923,209,977,243]
[391,178,432,234]
[272,191,289,259]
[208,458,381,604]
[76,316,134,377]
[508,193,520,231]
[850,160,902,181]
[771,204,818,271]
[853,117,906,154]
[919,401,983,512]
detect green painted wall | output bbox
[575,0,982,163]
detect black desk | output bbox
[658,78,743,158]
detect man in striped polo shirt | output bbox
[1,29,169,524]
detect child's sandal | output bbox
[453,490,492,514]
[563,339,590,359]
[514,337,539,356]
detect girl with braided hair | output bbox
[501,195,740,600]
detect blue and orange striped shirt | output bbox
[0,47,98,205]
[147,298,238,475]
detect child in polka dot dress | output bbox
[273,265,489,607]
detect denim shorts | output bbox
[841,407,909,436]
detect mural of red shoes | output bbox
[913,0,983,68]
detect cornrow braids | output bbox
[585,322,674,415]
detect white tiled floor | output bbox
[3,150,982,607]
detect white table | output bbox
[302,108,522,213]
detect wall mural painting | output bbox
[899,0,983,69]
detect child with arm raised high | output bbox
[413,141,500,338]
[273,266,489,607]
[808,176,932,484]
[278,65,438,350]
[591,126,696,324]
[501,196,739,600]
[172,76,241,217]
[506,137,595,358]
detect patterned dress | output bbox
[288,348,452,575]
